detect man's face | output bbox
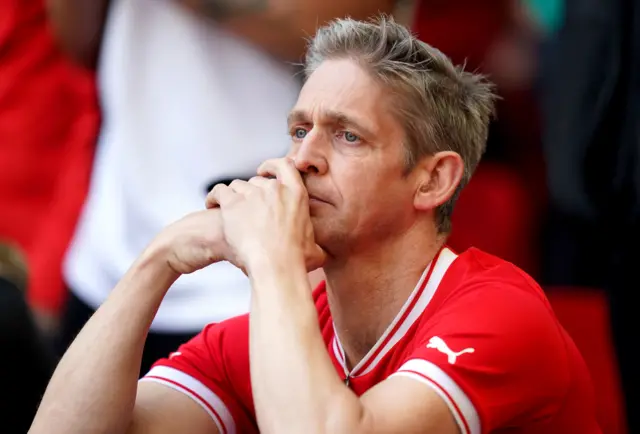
[287,59,420,255]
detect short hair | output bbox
[304,15,497,233]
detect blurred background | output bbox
[0,0,637,432]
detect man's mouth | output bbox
[307,192,330,204]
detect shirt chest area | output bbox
[317,248,461,396]
[326,333,419,397]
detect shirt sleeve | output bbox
[390,284,569,434]
[140,314,252,434]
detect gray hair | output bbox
[305,15,497,233]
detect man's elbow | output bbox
[322,397,371,434]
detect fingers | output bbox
[248,176,274,188]
[206,184,236,209]
[257,158,305,195]
[206,159,304,210]
[205,188,219,209]
[205,179,257,209]
[306,244,327,271]
[228,179,256,195]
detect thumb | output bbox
[306,244,327,272]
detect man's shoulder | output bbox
[401,249,596,433]
[447,247,547,301]
[421,247,556,339]
[412,247,570,370]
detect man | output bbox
[47,0,392,372]
[30,17,601,434]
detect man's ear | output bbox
[413,151,464,211]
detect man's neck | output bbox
[323,224,443,370]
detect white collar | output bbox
[332,247,458,378]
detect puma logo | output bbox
[426,336,475,364]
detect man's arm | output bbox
[29,210,226,434]
[47,0,111,68]
[247,257,459,434]
[129,382,219,434]
[177,0,396,61]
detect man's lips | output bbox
[307,192,331,204]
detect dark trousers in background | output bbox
[0,277,55,434]
[58,291,198,377]
[542,212,639,433]
[607,221,639,434]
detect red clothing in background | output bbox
[412,0,510,73]
[413,1,542,277]
[0,1,98,312]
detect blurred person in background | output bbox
[0,1,98,333]
[539,0,639,431]
[0,244,52,434]
[48,0,395,375]
[411,0,544,276]
[0,1,97,431]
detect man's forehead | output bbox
[291,59,392,131]
[297,59,383,106]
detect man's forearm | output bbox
[181,0,268,20]
[248,256,364,434]
[177,0,396,61]
[29,247,179,434]
[47,0,111,68]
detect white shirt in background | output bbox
[64,0,300,332]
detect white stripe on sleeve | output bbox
[140,365,236,434]
[390,359,480,434]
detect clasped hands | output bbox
[152,158,326,277]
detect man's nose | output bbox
[289,130,328,175]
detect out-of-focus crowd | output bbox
[0,0,637,433]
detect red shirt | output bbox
[142,248,601,434]
[412,0,510,73]
[0,0,98,311]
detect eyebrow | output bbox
[287,109,377,138]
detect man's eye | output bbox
[343,131,359,143]
[337,131,360,143]
[294,128,307,139]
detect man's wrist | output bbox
[246,246,306,282]
[100,239,181,325]
[136,239,182,289]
